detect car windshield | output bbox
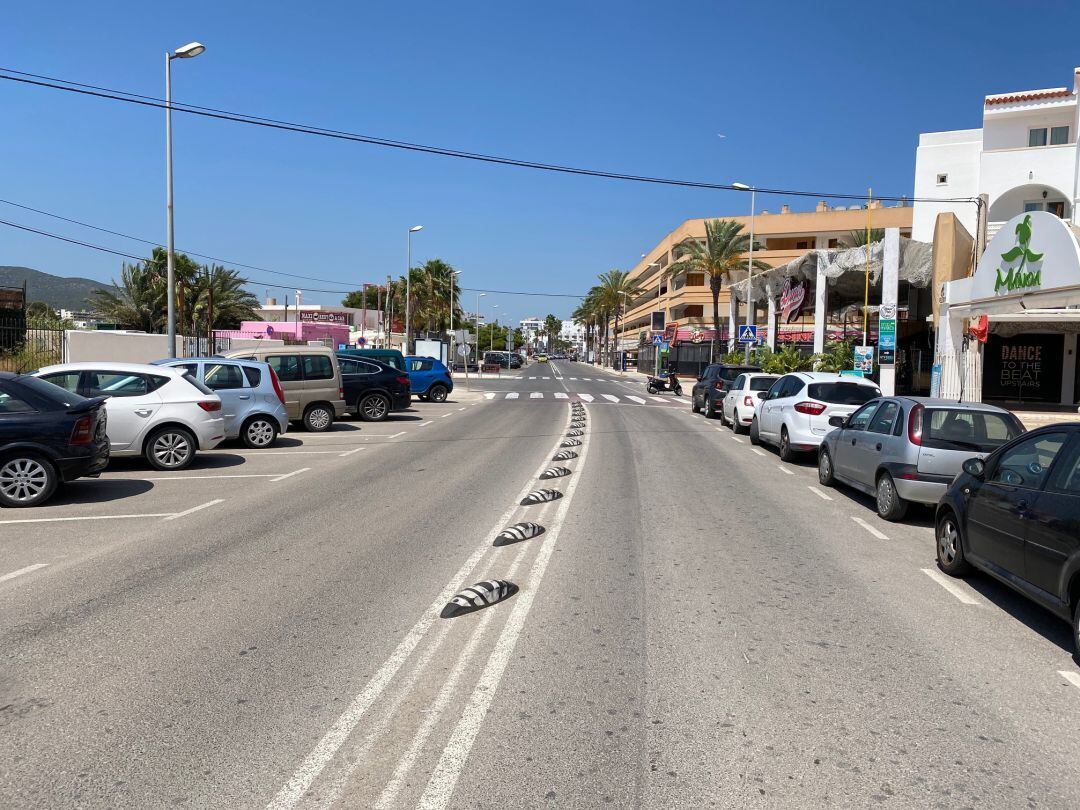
[923,408,1023,452]
[807,382,881,404]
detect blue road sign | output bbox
[651,334,664,346]
[737,324,758,344]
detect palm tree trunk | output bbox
[710,278,721,363]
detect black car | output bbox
[936,424,1080,650]
[0,372,109,507]
[336,355,412,422]
[691,363,761,418]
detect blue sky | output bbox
[3,1,1080,324]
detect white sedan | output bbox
[34,362,225,470]
[719,372,780,433]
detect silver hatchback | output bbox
[817,396,1025,520]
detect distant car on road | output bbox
[155,357,289,448]
[405,355,454,402]
[34,362,225,470]
[537,354,549,363]
[935,425,1080,651]
[751,372,880,461]
[691,363,760,418]
[337,355,412,421]
[818,397,1023,520]
[0,372,110,507]
[720,373,780,432]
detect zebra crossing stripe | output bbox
[539,466,572,480]
[552,450,578,460]
[578,394,594,402]
[650,396,669,403]
[530,392,543,399]
[520,488,563,505]
[506,392,519,399]
[440,580,518,618]
[493,522,545,547]
[484,392,496,400]
[554,392,568,399]
[602,394,619,402]
[626,395,647,404]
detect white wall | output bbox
[982,107,1075,151]
[64,331,284,365]
[912,129,982,242]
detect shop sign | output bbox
[854,345,874,374]
[878,318,896,365]
[982,334,1063,402]
[779,278,810,323]
[300,310,350,324]
[971,211,1080,301]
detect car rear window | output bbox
[748,376,777,391]
[808,382,881,404]
[12,376,88,409]
[719,368,747,381]
[242,366,262,387]
[923,408,1023,452]
[303,355,335,380]
[181,375,216,396]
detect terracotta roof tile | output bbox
[985,89,1072,106]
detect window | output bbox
[302,355,334,380]
[922,408,1022,452]
[990,433,1066,489]
[828,238,840,248]
[796,240,809,250]
[686,273,706,287]
[242,366,262,387]
[807,382,881,404]
[0,386,35,414]
[748,375,778,391]
[340,358,378,375]
[764,377,786,400]
[85,372,149,397]
[683,305,704,317]
[1051,125,1069,145]
[40,371,81,394]
[731,375,745,390]
[936,173,948,185]
[267,355,301,382]
[175,363,199,379]
[204,363,246,390]
[1029,127,1048,147]
[410,359,433,371]
[846,402,879,431]
[777,376,804,399]
[868,401,900,434]
[1048,441,1080,495]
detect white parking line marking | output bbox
[387,431,406,439]
[164,499,225,521]
[484,393,496,399]
[0,563,49,584]
[0,512,172,525]
[245,450,347,455]
[141,473,279,481]
[418,421,433,427]
[921,568,980,605]
[457,407,466,411]
[752,448,767,457]
[339,448,366,458]
[505,392,519,400]
[271,468,310,482]
[440,412,453,418]
[602,394,619,402]
[807,485,832,500]
[554,392,568,399]
[530,392,543,399]
[626,395,646,404]
[579,394,594,402]
[1058,671,1080,692]
[852,516,888,540]
[777,465,794,475]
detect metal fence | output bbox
[0,316,65,372]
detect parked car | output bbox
[336,348,408,373]
[691,364,760,418]
[509,354,523,369]
[483,351,512,369]
[33,362,225,471]
[336,355,412,421]
[0,372,110,507]
[405,355,454,402]
[818,397,1024,520]
[751,372,881,461]
[222,345,346,432]
[537,354,549,363]
[935,425,1080,651]
[720,373,781,432]
[154,357,289,448]
[453,361,480,373]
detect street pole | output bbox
[744,187,756,363]
[449,270,459,369]
[361,282,369,347]
[406,225,422,354]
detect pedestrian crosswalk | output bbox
[480,391,683,407]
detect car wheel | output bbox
[729,408,739,432]
[0,453,58,507]
[241,416,279,449]
[818,448,835,486]
[303,405,334,432]
[358,393,390,422]
[428,384,448,403]
[691,395,701,414]
[779,427,795,462]
[1072,599,1080,656]
[705,397,716,419]
[936,509,970,575]
[749,416,761,445]
[875,473,909,521]
[145,426,196,470]
[717,404,728,426]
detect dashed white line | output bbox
[440,412,453,418]
[1058,671,1080,692]
[141,473,279,481]
[164,499,225,521]
[418,421,433,427]
[271,468,311,482]
[752,448,766,457]
[626,395,647,404]
[807,485,832,500]
[484,392,496,400]
[0,512,172,525]
[776,465,794,475]
[554,392,568,399]
[852,515,888,540]
[387,431,406,439]
[921,568,980,604]
[0,563,49,584]
[339,447,367,457]
[457,407,466,411]
[650,396,668,403]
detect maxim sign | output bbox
[970,211,1080,302]
[994,214,1043,294]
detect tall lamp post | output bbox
[732,182,757,362]
[449,270,460,368]
[405,225,423,353]
[165,41,205,356]
[475,292,486,376]
[490,304,499,352]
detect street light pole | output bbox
[490,305,499,352]
[449,270,459,369]
[165,41,205,357]
[406,225,423,353]
[475,292,486,378]
[733,183,756,362]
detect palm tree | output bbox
[572,297,600,362]
[396,259,462,346]
[843,228,885,247]
[89,262,165,332]
[187,265,261,336]
[594,269,642,367]
[664,219,769,362]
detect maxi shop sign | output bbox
[970,211,1080,302]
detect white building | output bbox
[914,69,1080,243]
[519,316,543,345]
[560,319,585,353]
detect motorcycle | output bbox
[646,371,683,396]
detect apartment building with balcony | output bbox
[913,68,1080,243]
[616,203,912,350]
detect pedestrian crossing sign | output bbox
[737,325,758,344]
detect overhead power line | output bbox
[0,67,979,205]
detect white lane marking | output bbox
[578,394,594,402]
[237,450,347,455]
[530,392,543,399]
[554,392,568,399]
[921,568,980,605]
[569,377,577,380]
[602,394,619,403]
[852,515,888,540]
[141,473,279,481]
[650,397,668,403]
[626,395,646,404]
[418,411,592,810]
[582,378,592,381]
[505,392,519,400]
[0,563,49,584]
[752,448,767,457]
[270,468,311,481]
[457,407,466,411]
[387,431,406,439]
[0,512,172,525]
[266,427,585,810]
[714,427,725,432]
[418,421,433,427]
[1058,671,1080,692]
[440,412,453,418]
[731,436,744,444]
[484,393,496,399]
[339,447,366,458]
[807,485,832,500]
[777,465,794,475]
[541,377,551,380]
[164,499,224,521]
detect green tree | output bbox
[842,228,885,248]
[543,314,562,351]
[342,287,382,310]
[593,269,643,365]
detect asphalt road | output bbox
[3,360,1080,808]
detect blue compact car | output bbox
[405,356,454,402]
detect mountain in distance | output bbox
[0,266,111,311]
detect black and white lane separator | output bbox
[566,428,584,437]
[561,438,582,447]
[552,450,578,460]
[539,466,573,480]
[520,488,564,505]
[493,522,545,547]
[440,580,519,619]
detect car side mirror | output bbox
[962,458,986,478]
[828,415,845,428]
